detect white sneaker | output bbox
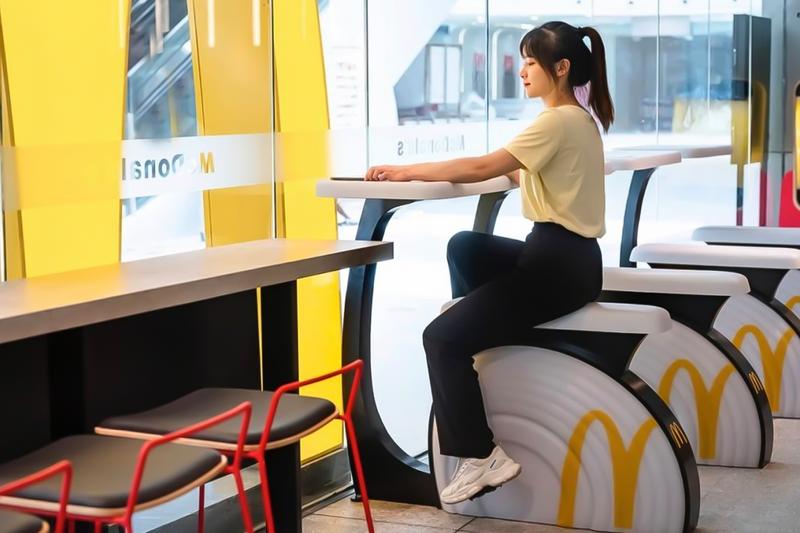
[439,445,521,505]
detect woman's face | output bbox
[519,56,553,99]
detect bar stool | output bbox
[0,461,72,533]
[94,360,374,533]
[0,402,251,533]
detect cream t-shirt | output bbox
[504,105,605,238]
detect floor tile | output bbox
[303,514,458,532]
[316,498,473,529]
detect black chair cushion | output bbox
[0,510,46,533]
[0,436,221,509]
[98,388,337,446]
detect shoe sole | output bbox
[440,463,522,505]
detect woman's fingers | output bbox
[365,165,407,181]
[365,166,387,181]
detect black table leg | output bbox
[473,190,512,234]
[341,198,440,505]
[620,167,657,267]
[342,192,510,506]
[261,281,301,532]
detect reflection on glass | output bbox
[367,0,489,169]
[121,0,204,262]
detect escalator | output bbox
[124,0,197,216]
[125,0,196,140]
[122,0,201,249]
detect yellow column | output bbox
[273,0,343,460]
[0,0,129,278]
[186,0,273,245]
[188,0,341,460]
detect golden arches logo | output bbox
[557,410,657,529]
[748,371,764,393]
[668,421,689,448]
[658,359,734,459]
[733,324,795,412]
[785,295,800,312]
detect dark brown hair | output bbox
[520,21,614,132]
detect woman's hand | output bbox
[364,165,416,182]
[364,150,522,183]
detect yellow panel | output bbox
[187,0,273,247]
[203,184,272,247]
[274,0,343,461]
[795,89,799,193]
[0,0,128,278]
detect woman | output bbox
[365,21,613,504]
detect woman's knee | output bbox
[422,315,458,358]
[422,320,444,352]
[446,231,479,264]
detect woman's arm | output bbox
[365,149,523,183]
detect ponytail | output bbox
[578,26,614,132]
[520,21,615,132]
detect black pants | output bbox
[423,222,603,458]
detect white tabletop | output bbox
[624,144,731,159]
[604,149,682,174]
[0,239,393,344]
[317,149,681,200]
[316,175,516,200]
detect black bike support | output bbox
[473,190,512,234]
[600,289,774,467]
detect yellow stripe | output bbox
[0,0,129,278]
[273,0,343,462]
[658,359,734,459]
[733,324,795,413]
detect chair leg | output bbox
[256,458,276,533]
[93,520,103,533]
[232,467,255,533]
[68,520,76,533]
[198,484,205,533]
[344,418,375,533]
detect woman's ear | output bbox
[557,58,571,79]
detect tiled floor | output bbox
[305,419,800,532]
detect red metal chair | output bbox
[0,461,72,533]
[0,402,252,533]
[95,360,375,533]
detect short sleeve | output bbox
[503,110,562,173]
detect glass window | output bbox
[321,0,772,459]
[121,0,205,261]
